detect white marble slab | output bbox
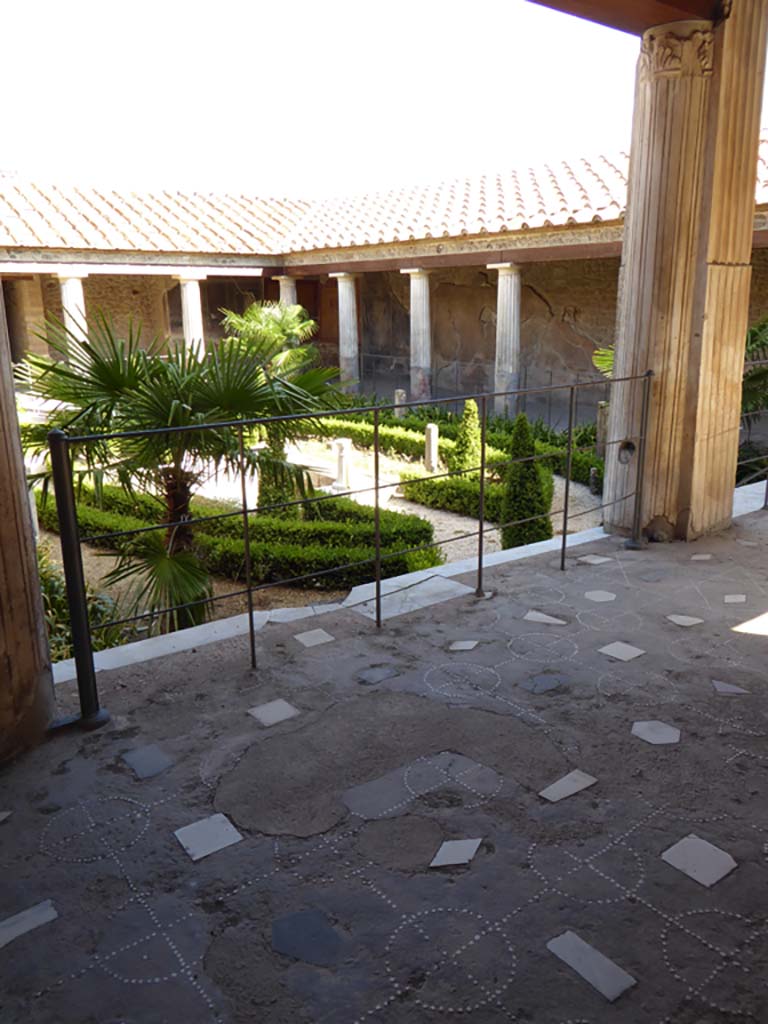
[174,813,243,862]
[631,720,681,745]
[585,590,616,603]
[430,838,482,868]
[268,606,316,623]
[546,930,636,1001]
[539,769,597,803]
[690,554,712,561]
[354,576,474,622]
[661,834,737,887]
[248,699,300,727]
[599,641,645,662]
[449,640,478,651]
[724,594,747,605]
[667,614,704,627]
[712,679,750,696]
[0,900,58,949]
[579,554,612,565]
[524,611,567,625]
[294,628,334,648]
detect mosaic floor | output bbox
[2,510,768,1023]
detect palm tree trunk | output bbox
[160,467,195,552]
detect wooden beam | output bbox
[528,0,722,36]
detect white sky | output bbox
[4,0,766,197]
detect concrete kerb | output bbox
[51,483,766,686]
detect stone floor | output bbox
[3,510,768,1023]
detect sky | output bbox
[2,1,763,197]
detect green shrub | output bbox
[500,414,553,548]
[446,399,482,473]
[401,462,553,525]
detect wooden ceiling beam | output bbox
[528,1,724,36]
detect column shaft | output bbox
[605,3,768,540]
[179,278,205,351]
[59,275,87,344]
[330,273,360,392]
[275,276,297,306]
[489,263,521,416]
[401,269,431,401]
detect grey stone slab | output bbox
[691,553,713,561]
[579,554,612,565]
[520,672,567,694]
[666,614,704,628]
[0,900,58,949]
[631,720,681,745]
[272,910,342,967]
[268,606,316,623]
[174,813,243,861]
[661,834,737,887]
[121,743,174,780]
[539,769,597,803]
[0,811,11,825]
[248,699,300,727]
[449,640,479,651]
[294,628,334,648]
[599,641,645,662]
[724,594,747,604]
[524,610,567,625]
[712,679,750,696]
[430,837,482,867]
[585,590,616,603]
[358,665,399,686]
[547,930,636,1002]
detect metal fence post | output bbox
[237,425,257,670]
[627,369,653,550]
[476,395,488,597]
[48,429,109,729]
[560,387,576,571]
[373,408,382,628]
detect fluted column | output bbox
[605,2,768,540]
[58,272,88,343]
[0,285,54,761]
[177,274,206,352]
[274,275,298,306]
[488,263,521,416]
[401,268,432,401]
[330,272,360,392]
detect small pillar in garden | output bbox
[425,423,439,474]
[331,438,352,493]
[393,388,407,418]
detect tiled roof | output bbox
[2,137,768,258]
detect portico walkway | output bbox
[2,503,767,1023]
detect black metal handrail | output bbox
[46,371,654,730]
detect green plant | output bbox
[36,543,124,660]
[500,414,553,548]
[592,346,615,377]
[446,399,482,473]
[20,308,341,633]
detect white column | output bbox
[330,272,360,392]
[274,275,297,306]
[58,273,88,344]
[488,263,521,417]
[400,268,431,401]
[177,274,206,352]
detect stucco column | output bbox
[400,268,432,401]
[274,275,298,306]
[329,272,360,392]
[0,285,54,762]
[488,263,521,416]
[58,272,88,344]
[177,274,206,351]
[605,3,768,540]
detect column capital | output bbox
[486,262,520,275]
[400,268,430,278]
[273,274,296,282]
[640,21,714,82]
[329,272,358,280]
[56,270,88,281]
[175,271,207,283]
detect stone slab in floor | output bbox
[121,743,174,779]
[174,813,243,861]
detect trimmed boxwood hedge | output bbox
[400,464,554,525]
[35,488,442,591]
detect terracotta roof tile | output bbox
[1,137,768,257]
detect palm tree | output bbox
[20,307,341,631]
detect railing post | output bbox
[475,395,488,596]
[238,425,257,670]
[48,429,109,729]
[373,408,382,628]
[560,387,576,571]
[626,369,653,550]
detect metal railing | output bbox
[46,371,653,730]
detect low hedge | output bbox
[400,464,554,524]
[315,415,603,489]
